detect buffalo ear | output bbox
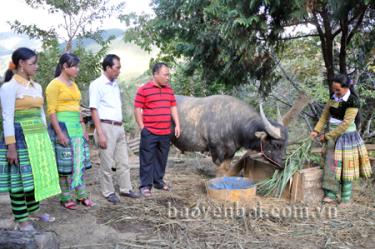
[255,131,267,140]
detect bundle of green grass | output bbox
[256,138,315,197]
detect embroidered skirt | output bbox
[49,111,91,189]
[334,131,372,181]
[0,109,61,201]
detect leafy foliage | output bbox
[122,0,299,96]
[122,0,375,139]
[256,138,313,197]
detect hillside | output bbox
[0,29,157,82]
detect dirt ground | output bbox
[0,145,375,249]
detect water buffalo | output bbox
[172,95,288,175]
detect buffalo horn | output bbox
[259,103,282,139]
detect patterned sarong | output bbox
[49,111,91,190]
[0,109,61,201]
[322,123,372,194]
[322,138,341,194]
[334,131,372,181]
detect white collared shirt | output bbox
[332,89,351,102]
[89,74,123,121]
[0,77,46,143]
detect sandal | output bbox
[155,184,171,191]
[322,196,336,204]
[30,213,55,222]
[61,200,78,210]
[338,201,351,208]
[77,198,96,207]
[140,187,152,197]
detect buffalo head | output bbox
[255,104,288,168]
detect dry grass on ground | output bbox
[0,147,374,249]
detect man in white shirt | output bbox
[89,54,140,204]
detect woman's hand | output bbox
[319,134,326,143]
[57,134,69,147]
[83,131,89,142]
[310,131,318,139]
[7,144,18,166]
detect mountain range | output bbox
[0,29,156,81]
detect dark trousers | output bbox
[139,128,171,189]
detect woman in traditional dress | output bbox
[46,53,94,209]
[310,74,372,207]
[0,47,60,231]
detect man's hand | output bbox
[98,133,107,149]
[175,125,181,138]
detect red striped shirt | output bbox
[134,81,176,135]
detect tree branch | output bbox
[312,11,325,45]
[333,8,367,39]
[347,7,367,44]
[339,13,348,74]
[280,33,320,40]
[281,19,315,28]
[270,94,315,119]
[269,49,303,93]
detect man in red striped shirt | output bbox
[134,63,181,197]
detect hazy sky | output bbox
[0,0,153,33]
[0,0,155,77]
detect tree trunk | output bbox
[65,39,73,52]
[339,15,348,74]
[313,9,334,93]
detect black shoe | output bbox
[105,193,120,204]
[120,190,141,199]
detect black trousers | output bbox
[139,128,171,189]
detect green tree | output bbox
[122,0,375,139]
[123,0,374,92]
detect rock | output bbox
[0,229,59,249]
[0,193,10,204]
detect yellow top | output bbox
[13,74,44,110]
[45,78,81,115]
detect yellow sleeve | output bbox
[45,80,59,115]
[313,103,330,133]
[325,108,358,140]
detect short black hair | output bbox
[102,54,120,71]
[152,62,169,75]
